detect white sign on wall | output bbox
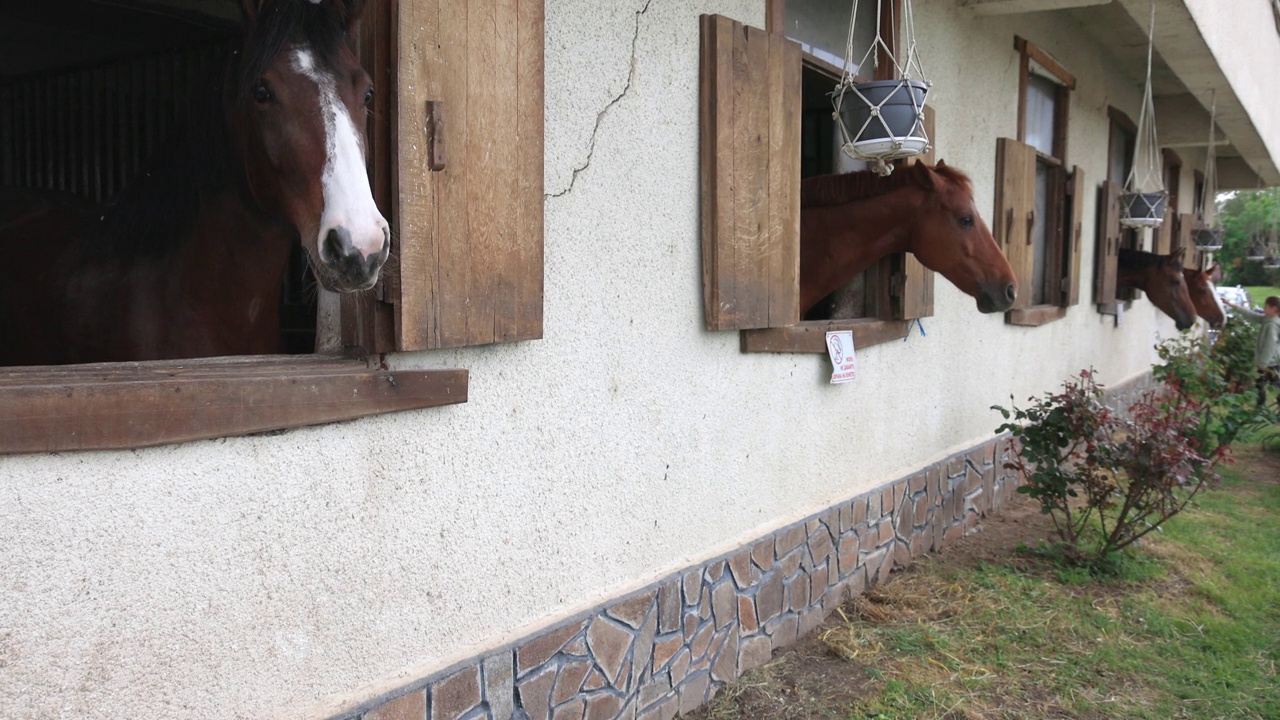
[825,330,857,384]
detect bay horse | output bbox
[1183,263,1225,329]
[800,161,1018,316]
[0,0,387,366]
[1117,248,1197,331]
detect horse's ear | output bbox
[239,0,262,23]
[1207,263,1223,282]
[911,160,937,190]
[1168,247,1187,266]
[936,158,947,169]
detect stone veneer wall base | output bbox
[333,371,1153,720]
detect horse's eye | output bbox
[363,87,375,106]
[252,80,273,104]
[959,214,974,228]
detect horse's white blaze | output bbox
[292,48,387,261]
[1209,280,1225,319]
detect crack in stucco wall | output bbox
[546,0,653,199]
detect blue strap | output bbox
[904,318,926,341]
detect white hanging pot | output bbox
[1246,245,1267,261]
[1264,256,1280,269]
[1193,227,1224,251]
[838,80,929,162]
[1120,191,1167,229]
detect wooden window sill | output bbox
[0,355,467,454]
[1006,305,1068,327]
[740,319,911,353]
[1096,300,1134,317]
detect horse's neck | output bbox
[799,193,916,313]
[1116,264,1149,292]
[181,191,296,311]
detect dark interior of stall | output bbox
[0,0,318,354]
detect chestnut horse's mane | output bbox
[1118,247,1178,269]
[800,164,974,209]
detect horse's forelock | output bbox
[237,0,352,95]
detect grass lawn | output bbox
[693,443,1280,720]
[1243,286,1280,306]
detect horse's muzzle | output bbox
[317,225,390,291]
[976,282,1017,314]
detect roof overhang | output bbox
[962,0,1280,189]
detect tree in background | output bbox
[1216,187,1280,287]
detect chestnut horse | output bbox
[1117,248,1197,330]
[0,0,387,366]
[800,161,1018,315]
[1183,263,1225,329]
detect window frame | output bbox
[0,0,559,454]
[1096,106,1142,315]
[736,0,930,355]
[1005,35,1077,327]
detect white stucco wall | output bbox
[1185,0,1280,171]
[0,2,1195,719]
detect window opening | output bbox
[0,0,386,366]
[782,0,878,74]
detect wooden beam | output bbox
[0,356,467,454]
[961,0,1109,15]
[741,320,910,354]
[1006,305,1068,326]
[1014,36,1076,89]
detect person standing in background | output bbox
[1225,295,1280,411]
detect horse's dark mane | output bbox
[93,0,354,259]
[1118,247,1169,270]
[801,163,973,209]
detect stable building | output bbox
[1,1,1277,718]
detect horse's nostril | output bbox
[1004,284,1017,303]
[323,227,352,261]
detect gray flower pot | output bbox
[1120,191,1167,228]
[837,80,929,160]
[1193,227,1224,251]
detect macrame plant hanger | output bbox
[1121,0,1167,229]
[832,0,931,176]
[1194,90,1223,251]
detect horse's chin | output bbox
[309,260,380,293]
[976,296,1013,314]
[314,270,379,293]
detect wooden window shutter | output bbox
[1153,207,1174,255]
[993,137,1037,311]
[1177,213,1199,269]
[894,254,935,319]
[700,14,802,331]
[1064,166,1085,305]
[895,109,938,320]
[391,0,545,350]
[1095,180,1122,306]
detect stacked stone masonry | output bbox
[338,432,1024,720]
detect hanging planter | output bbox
[1264,257,1280,269]
[1121,191,1168,228]
[1193,227,1224,251]
[832,0,931,176]
[1194,91,1226,251]
[836,79,929,161]
[1246,244,1267,261]
[1120,1,1166,230]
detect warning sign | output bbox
[825,330,857,384]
